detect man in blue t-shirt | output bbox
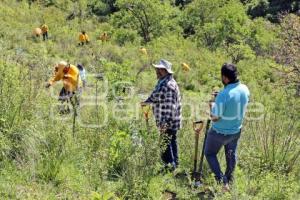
[205,63,250,191]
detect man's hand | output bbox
[141,102,151,120]
[45,83,51,88]
[210,115,220,122]
[194,127,202,135]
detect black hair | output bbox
[221,63,238,82]
[82,31,85,34]
[77,64,84,70]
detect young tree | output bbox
[113,0,180,43]
[87,0,118,16]
[274,14,300,96]
[181,0,228,38]
[246,0,300,22]
[184,0,253,61]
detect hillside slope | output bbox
[0,1,299,199]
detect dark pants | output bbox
[204,128,241,184]
[59,87,80,105]
[160,129,178,168]
[58,87,80,114]
[79,41,89,46]
[43,32,48,40]
[59,87,74,102]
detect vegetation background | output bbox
[0,0,299,199]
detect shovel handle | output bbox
[141,104,151,120]
[193,120,204,133]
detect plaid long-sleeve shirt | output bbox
[145,75,182,130]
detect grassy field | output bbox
[0,0,299,199]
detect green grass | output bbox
[0,0,299,199]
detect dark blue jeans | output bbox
[161,129,178,168]
[42,32,48,41]
[204,128,241,184]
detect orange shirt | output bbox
[49,64,81,92]
[139,48,148,56]
[41,24,48,33]
[100,33,108,42]
[79,33,89,42]
[182,63,191,72]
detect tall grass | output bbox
[0,1,299,199]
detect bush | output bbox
[112,28,140,46]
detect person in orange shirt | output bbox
[139,47,148,56]
[182,62,191,72]
[46,61,81,113]
[41,24,49,41]
[33,27,42,37]
[79,31,89,45]
[99,32,109,42]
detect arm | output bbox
[79,34,84,42]
[48,66,63,86]
[210,92,226,122]
[86,34,90,42]
[144,89,159,104]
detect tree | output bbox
[113,0,180,43]
[87,0,118,16]
[273,14,300,96]
[181,0,228,38]
[248,18,278,55]
[246,0,300,22]
[174,0,192,9]
[184,1,251,50]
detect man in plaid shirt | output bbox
[142,59,181,171]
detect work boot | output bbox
[225,174,234,184]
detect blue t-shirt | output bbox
[211,81,250,135]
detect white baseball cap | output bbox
[58,61,68,66]
[152,59,173,74]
